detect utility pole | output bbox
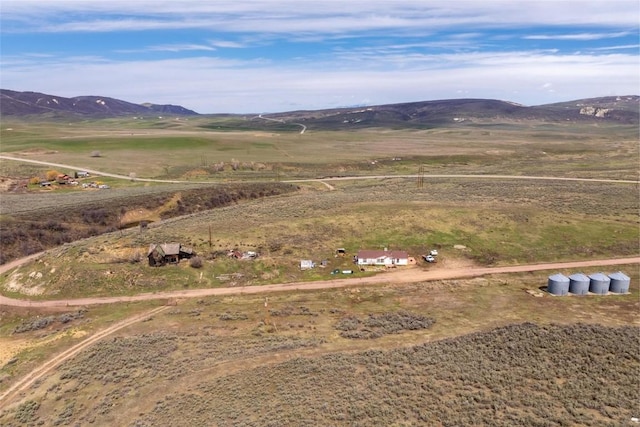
[417,165,424,188]
[264,297,271,326]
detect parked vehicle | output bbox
[422,255,437,263]
[430,249,438,256]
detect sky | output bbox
[1,1,639,114]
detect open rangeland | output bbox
[0,115,638,426]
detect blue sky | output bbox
[1,1,638,113]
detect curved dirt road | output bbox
[0,305,170,407]
[255,114,306,134]
[1,257,638,308]
[1,155,637,185]
[0,257,637,409]
[0,253,43,276]
[0,155,186,183]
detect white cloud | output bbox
[524,32,632,41]
[2,1,639,34]
[593,44,640,51]
[1,1,637,112]
[146,44,217,52]
[2,50,637,113]
[207,40,248,49]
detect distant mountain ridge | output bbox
[265,96,639,128]
[0,89,198,117]
[1,89,637,126]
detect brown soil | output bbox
[0,306,170,406]
[1,256,638,308]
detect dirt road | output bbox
[0,253,43,276]
[1,257,638,308]
[0,305,170,407]
[0,257,637,409]
[0,155,186,183]
[1,155,637,185]
[255,114,306,134]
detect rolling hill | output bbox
[263,96,639,129]
[0,89,198,117]
[1,89,637,128]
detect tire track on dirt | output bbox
[0,305,170,408]
[1,257,638,308]
[1,155,637,185]
[1,257,638,409]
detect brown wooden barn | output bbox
[147,243,194,266]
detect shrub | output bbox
[45,170,60,181]
[189,256,203,268]
[13,310,86,333]
[335,311,435,339]
[45,220,67,232]
[58,310,86,324]
[14,400,40,424]
[219,312,248,321]
[129,251,142,264]
[13,316,55,334]
[81,208,109,225]
[334,316,360,331]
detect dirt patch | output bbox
[0,306,170,405]
[120,208,158,225]
[1,256,638,308]
[3,271,45,296]
[0,328,89,368]
[432,256,476,269]
[0,177,15,192]
[0,339,29,367]
[16,149,58,156]
[0,176,26,193]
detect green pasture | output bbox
[1,114,638,427]
[1,117,638,180]
[3,175,637,299]
[0,116,637,298]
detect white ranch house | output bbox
[356,249,409,267]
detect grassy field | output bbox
[2,176,636,299]
[0,115,638,425]
[1,116,638,180]
[0,269,638,425]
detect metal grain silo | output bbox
[569,273,590,295]
[608,271,630,293]
[547,273,569,296]
[589,272,610,295]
